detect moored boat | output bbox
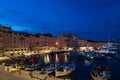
[55,54,76,77]
[42,54,60,73]
[55,62,76,77]
[24,62,43,71]
[90,66,111,80]
[93,54,106,61]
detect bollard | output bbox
[2,63,5,66]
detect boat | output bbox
[24,55,43,70]
[93,54,106,61]
[55,62,76,77]
[83,52,94,60]
[95,43,119,54]
[90,66,111,80]
[42,62,59,74]
[42,54,60,74]
[55,54,76,77]
[30,70,48,80]
[24,62,43,71]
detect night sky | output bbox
[0,0,120,41]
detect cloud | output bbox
[6,9,19,14]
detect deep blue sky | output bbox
[0,0,120,41]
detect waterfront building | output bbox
[0,25,108,52]
[0,25,12,50]
[39,35,56,47]
[78,39,106,51]
[56,34,79,49]
[29,34,37,47]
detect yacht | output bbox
[96,43,119,54]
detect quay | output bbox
[0,64,69,80]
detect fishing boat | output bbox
[24,62,43,71]
[24,55,43,71]
[55,54,76,77]
[30,70,48,80]
[90,66,111,80]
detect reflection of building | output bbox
[56,34,79,49]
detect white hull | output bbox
[55,67,75,77]
[42,66,57,74]
[55,62,76,77]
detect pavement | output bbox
[0,65,67,80]
[0,65,38,80]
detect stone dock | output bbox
[0,65,69,80]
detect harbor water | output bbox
[0,52,120,80]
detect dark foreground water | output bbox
[1,52,120,80]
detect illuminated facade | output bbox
[0,25,106,51]
[56,34,79,49]
[0,25,12,50]
[39,35,56,47]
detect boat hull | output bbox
[55,67,75,77]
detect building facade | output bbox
[0,25,12,50]
[0,25,107,51]
[56,34,79,49]
[39,35,56,47]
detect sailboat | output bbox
[55,53,76,77]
